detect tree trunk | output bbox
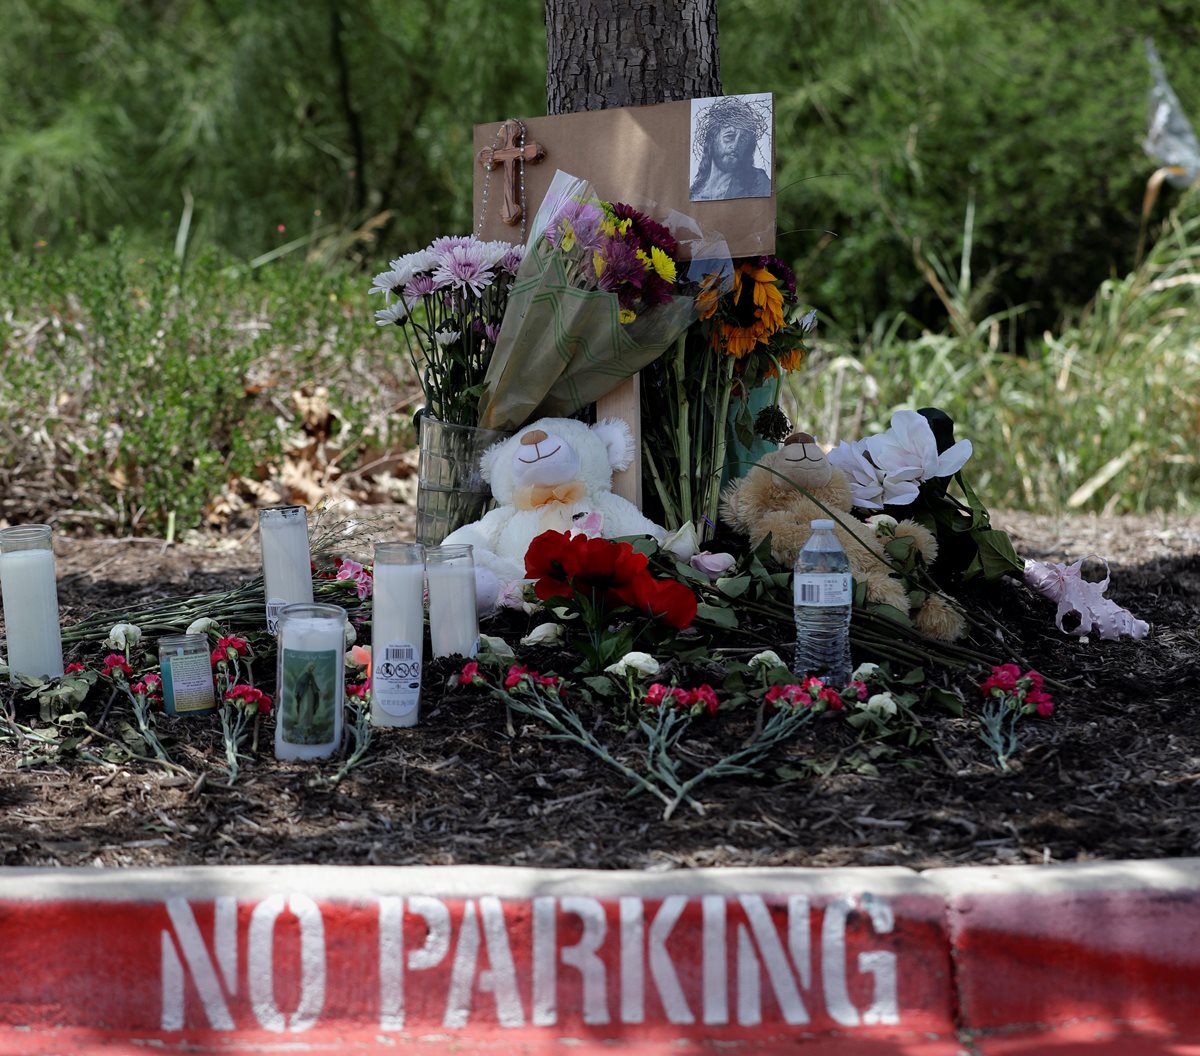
[545,0,721,115]
[544,0,721,510]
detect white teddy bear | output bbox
[440,416,665,608]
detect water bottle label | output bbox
[795,573,852,606]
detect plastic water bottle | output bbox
[793,519,852,684]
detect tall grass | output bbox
[785,193,1200,515]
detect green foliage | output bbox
[784,189,1200,514]
[723,0,1200,337]
[0,241,412,533]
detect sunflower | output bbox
[714,264,785,358]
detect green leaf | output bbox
[897,667,926,685]
[696,603,738,628]
[970,528,1024,581]
[927,686,964,716]
[583,676,614,697]
[868,603,912,626]
[714,574,751,598]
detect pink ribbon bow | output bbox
[1023,556,1149,640]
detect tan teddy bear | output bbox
[720,431,965,641]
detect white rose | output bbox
[519,623,564,647]
[863,692,897,718]
[660,522,700,561]
[866,514,898,537]
[186,617,220,636]
[605,651,661,677]
[104,623,142,652]
[852,661,881,682]
[749,650,786,671]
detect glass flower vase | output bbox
[415,414,509,545]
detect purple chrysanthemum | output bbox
[612,202,679,258]
[596,236,644,297]
[431,242,496,297]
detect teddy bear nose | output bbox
[521,429,549,446]
[783,431,816,446]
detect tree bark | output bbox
[545,0,721,115]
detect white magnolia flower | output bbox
[863,691,898,718]
[660,521,700,561]
[605,651,661,678]
[104,623,142,652]
[748,650,786,671]
[479,634,515,657]
[863,410,972,485]
[851,661,881,682]
[186,617,220,636]
[520,623,564,646]
[827,439,921,510]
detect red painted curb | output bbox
[3,862,1200,1053]
[0,877,953,1053]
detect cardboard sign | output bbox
[473,96,776,258]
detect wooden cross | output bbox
[476,120,546,226]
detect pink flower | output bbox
[211,636,250,667]
[644,683,689,709]
[349,644,372,676]
[459,661,481,685]
[765,684,813,710]
[345,680,371,700]
[688,683,720,716]
[981,663,1021,695]
[504,664,529,690]
[1026,689,1055,717]
[64,662,86,675]
[225,684,272,716]
[100,653,132,679]
[336,560,374,600]
[801,676,824,694]
[818,686,844,711]
[688,551,736,579]
[848,679,868,701]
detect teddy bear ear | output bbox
[478,436,508,483]
[591,417,635,471]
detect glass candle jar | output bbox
[0,525,64,681]
[371,542,425,727]
[259,506,314,633]
[275,602,345,760]
[158,634,217,716]
[425,544,478,659]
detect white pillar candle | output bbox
[274,603,345,761]
[371,543,426,728]
[0,525,64,681]
[259,506,314,633]
[425,544,478,660]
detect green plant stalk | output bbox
[701,355,736,539]
[313,696,372,787]
[495,682,674,810]
[673,334,694,528]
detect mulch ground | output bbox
[1,510,1198,870]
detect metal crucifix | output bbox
[476,119,546,226]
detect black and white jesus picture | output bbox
[689,93,773,202]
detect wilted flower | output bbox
[660,522,700,561]
[852,662,881,682]
[689,551,736,579]
[520,623,566,647]
[186,617,221,636]
[605,651,661,678]
[104,623,142,652]
[749,650,786,671]
[863,692,898,718]
[479,634,515,657]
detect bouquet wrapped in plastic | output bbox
[477,170,732,432]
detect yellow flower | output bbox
[559,220,576,252]
[593,250,606,277]
[619,308,637,324]
[649,246,676,284]
[636,249,653,271]
[714,264,786,358]
[617,217,632,234]
[600,218,617,237]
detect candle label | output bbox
[265,598,287,635]
[163,653,216,715]
[373,641,421,719]
[279,648,338,745]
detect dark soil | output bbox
[2,510,1198,870]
